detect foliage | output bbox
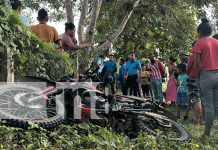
[96,0,197,59]
[0,5,75,80]
[0,121,217,149]
[95,0,218,61]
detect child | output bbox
[175,64,189,120]
[141,64,150,98]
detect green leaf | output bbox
[0,26,2,33]
[1,24,9,31]
[10,42,17,48]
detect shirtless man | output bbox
[61,23,90,50]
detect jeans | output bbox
[150,79,163,102]
[199,70,218,131]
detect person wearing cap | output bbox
[102,54,118,94]
[123,53,142,96]
[11,0,30,26]
[178,50,188,65]
[30,8,62,49]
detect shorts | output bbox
[187,78,201,105]
[176,91,188,106]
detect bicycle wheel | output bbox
[132,112,189,141]
[0,83,64,129]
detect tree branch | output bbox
[78,0,89,43]
[97,0,140,51]
[85,0,102,43]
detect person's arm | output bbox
[137,61,142,82]
[146,71,150,77]
[56,40,63,51]
[146,64,152,71]
[194,53,201,78]
[112,62,118,74]
[63,36,90,50]
[124,68,127,80]
[187,60,193,75]
[138,70,142,82]
[175,78,179,87]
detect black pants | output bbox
[110,81,115,95]
[124,75,138,96]
[141,84,150,97]
[129,84,141,97]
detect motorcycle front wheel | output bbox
[0,83,64,129]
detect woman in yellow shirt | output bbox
[141,64,150,98]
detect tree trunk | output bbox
[85,0,102,43]
[78,0,89,44]
[0,0,14,82]
[97,0,140,51]
[65,0,74,23]
[0,49,14,82]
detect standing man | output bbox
[147,53,164,104]
[178,50,188,65]
[123,53,141,96]
[102,54,118,94]
[11,0,30,26]
[118,58,126,95]
[31,8,62,49]
[61,23,90,51]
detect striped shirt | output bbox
[148,60,162,80]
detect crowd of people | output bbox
[10,0,218,139]
[96,19,218,139]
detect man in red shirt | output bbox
[187,41,202,124]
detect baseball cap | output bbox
[178,49,185,55]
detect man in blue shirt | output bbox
[123,53,142,96]
[118,58,126,94]
[11,1,30,26]
[102,54,117,94]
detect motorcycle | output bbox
[0,60,189,141]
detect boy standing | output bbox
[175,64,189,120]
